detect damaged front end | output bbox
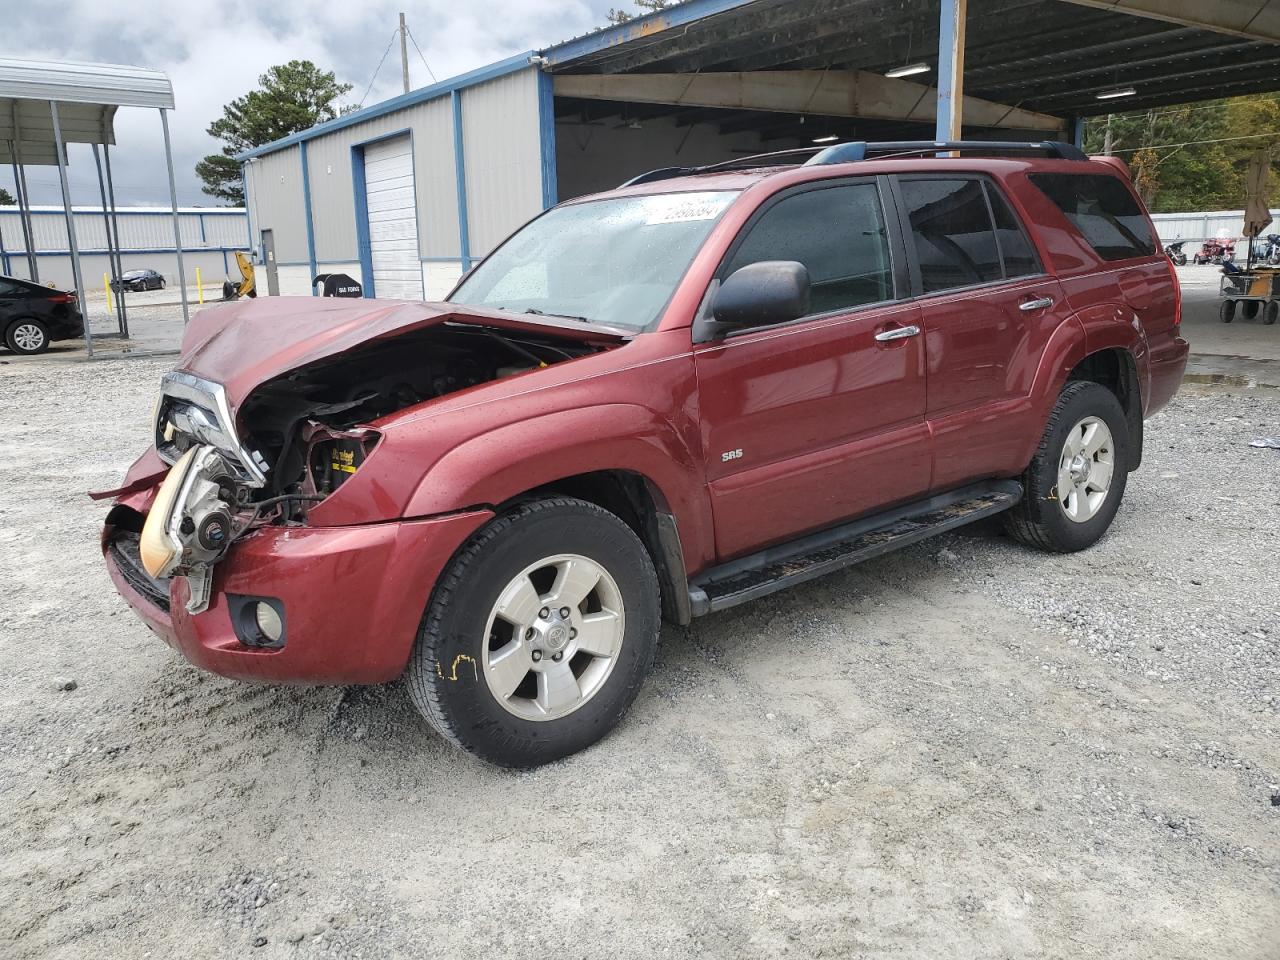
[139,320,611,613]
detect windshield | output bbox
[124,271,146,279]
[449,191,737,330]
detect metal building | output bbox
[0,205,249,291]
[240,0,1280,302]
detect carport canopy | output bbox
[540,0,1280,148]
[0,57,185,353]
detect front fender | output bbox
[403,404,715,570]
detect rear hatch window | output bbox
[1028,172,1156,262]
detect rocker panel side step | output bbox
[688,480,1023,617]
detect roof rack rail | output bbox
[617,139,1087,189]
[805,140,1088,165]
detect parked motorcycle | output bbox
[1165,240,1188,266]
[1193,238,1236,265]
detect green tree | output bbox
[196,60,352,205]
[607,0,671,25]
[0,186,15,205]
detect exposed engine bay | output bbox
[143,323,604,612]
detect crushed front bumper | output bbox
[103,496,493,685]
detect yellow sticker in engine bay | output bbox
[330,449,358,473]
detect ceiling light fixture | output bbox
[885,62,930,79]
[812,135,840,144]
[1096,87,1136,100]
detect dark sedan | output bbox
[111,269,165,292]
[0,276,84,354]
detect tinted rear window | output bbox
[1029,173,1156,261]
[899,178,1003,293]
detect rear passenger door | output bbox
[894,176,1068,489]
[693,178,930,560]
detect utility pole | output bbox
[399,13,410,94]
[1103,114,1114,156]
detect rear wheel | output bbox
[407,497,660,767]
[1220,299,1236,323]
[1266,302,1279,325]
[5,318,49,355]
[1004,381,1129,553]
[1242,300,1260,320]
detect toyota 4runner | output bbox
[95,140,1188,767]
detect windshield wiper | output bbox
[524,308,594,324]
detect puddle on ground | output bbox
[1183,372,1258,388]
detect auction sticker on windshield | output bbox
[643,192,736,225]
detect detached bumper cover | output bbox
[104,505,492,684]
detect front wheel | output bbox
[1266,302,1278,325]
[1003,381,1129,553]
[1220,300,1236,323]
[407,497,660,767]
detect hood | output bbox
[178,296,631,410]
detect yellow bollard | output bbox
[196,266,204,305]
[104,273,114,313]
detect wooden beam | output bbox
[553,70,1065,133]
[1057,0,1280,44]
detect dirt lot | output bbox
[0,353,1277,960]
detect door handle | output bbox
[1019,296,1055,312]
[874,324,921,342]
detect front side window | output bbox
[1029,172,1157,262]
[723,182,894,316]
[450,191,737,331]
[899,178,1003,293]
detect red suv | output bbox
[96,141,1187,767]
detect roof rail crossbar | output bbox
[806,140,1088,165]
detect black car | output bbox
[0,276,85,355]
[111,269,165,292]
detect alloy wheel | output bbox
[11,323,46,353]
[481,554,625,722]
[1057,416,1115,523]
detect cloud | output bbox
[5,0,613,207]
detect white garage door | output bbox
[363,135,422,299]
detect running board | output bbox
[688,480,1023,617]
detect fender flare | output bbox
[402,403,714,569]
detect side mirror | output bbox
[711,261,810,329]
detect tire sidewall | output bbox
[414,502,659,767]
[1029,383,1129,552]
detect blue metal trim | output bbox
[451,90,472,272]
[222,248,229,274]
[197,213,207,241]
[0,208,246,217]
[20,246,248,257]
[935,0,963,141]
[0,219,9,275]
[537,70,558,209]
[1071,117,1086,150]
[538,0,754,66]
[236,53,537,161]
[300,141,318,295]
[351,143,373,297]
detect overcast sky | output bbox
[4,0,621,207]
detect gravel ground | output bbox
[0,355,1277,960]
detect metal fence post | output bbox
[49,100,92,357]
[160,108,190,325]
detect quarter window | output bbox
[724,183,894,317]
[1029,172,1157,262]
[899,178,1003,293]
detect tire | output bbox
[158,278,166,290]
[407,497,661,767]
[1266,302,1278,326]
[1220,299,1236,323]
[1242,300,1261,320]
[1003,381,1129,554]
[5,318,50,355]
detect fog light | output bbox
[254,602,284,644]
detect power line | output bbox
[1081,95,1280,125]
[358,30,400,107]
[406,27,437,84]
[1108,131,1280,154]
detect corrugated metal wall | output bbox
[460,70,544,257]
[302,94,458,262]
[242,64,547,293]
[1149,210,1280,242]
[0,207,248,254]
[244,145,307,263]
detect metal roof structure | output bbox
[539,0,1280,143]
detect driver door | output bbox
[692,179,931,560]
